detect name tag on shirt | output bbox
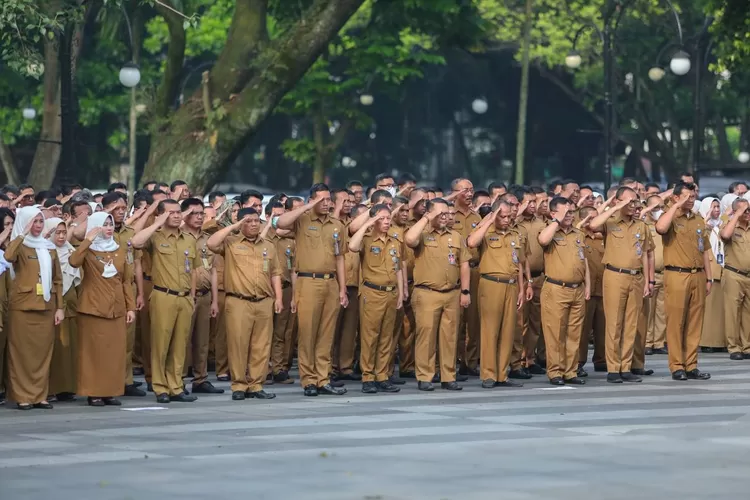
[370,246,381,254]
[307,226,318,231]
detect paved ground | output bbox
[1,353,749,500]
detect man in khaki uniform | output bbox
[207,208,283,400]
[277,184,349,397]
[467,200,526,388]
[450,178,482,378]
[656,182,712,381]
[589,187,654,383]
[720,198,750,359]
[405,198,471,392]
[180,198,223,395]
[577,206,606,374]
[132,199,202,403]
[538,197,590,385]
[349,204,404,394]
[385,198,413,382]
[643,195,668,355]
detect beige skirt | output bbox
[49,316,78,395]
[7,309,55,404]
[77,313,126,397]
[700,281,726,347]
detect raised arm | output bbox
[276,198,322,230]
[206,218,244,253]
[131,211,169,249]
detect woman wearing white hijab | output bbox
[44,217,81,402]
[4,206,64,410]
[698,197,726,351]
[69,212,136,407]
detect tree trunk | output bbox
[0,137,21,185]
[713,112,733,167]
[142,0,365,193]
[514,0,533,185]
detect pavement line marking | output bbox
[561,421,734,436]
[0,451,169,469]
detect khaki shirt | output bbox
[478,226,526,278]
[389,223,414,280]
[722,222,750,271]
[541,227,587,283]
[213,253,226,291]
[583,233,605,296]
[517,217,546,273]
[602,217,653,269]
[343,222,360,287]
[142,229,201,291]
[412,227,472,290]
[215,234,281,299]
[453,208,481,263]
[267,228,295,284]
[293,212,347,274]
[69,239,136,318]
[644,220,664,272]
[4,236,64,311]
[359,232,402,287]
[661,212,709,268]
[188,231,213,292]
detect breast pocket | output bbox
[487,239,504,249]
[305,229,323,250]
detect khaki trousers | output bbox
[724,270,750,354]
[700,280,726,348]
[632,292,649,370]
[139,279,153,383]
[332,285,359,375]
[603,270,644,373]
[646,273,666,349]
[412,287,460,383]
[149,291,194,396]
[359,287,398,382]
[212,291,229,376]
[578,295,605,366]
[295,277,341,387]
[185,293,211,384]
[225,295,272,392]
[271,285,296,374]
[457,267,480,371]
[511,274,544,369]
[390,283,416,376]
[124,284,137,385]
[478,279,518,382]
[664,270,706,373]
[540,282,585,380]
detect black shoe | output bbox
[456,373,469,382]
[124,385,146,397]
[378,381,401,393]
[33,402,53,409]
[537,359,547,369]
[187,367,194,378]
[103,397,122,406]
[730,352,744,361]
[549,377,564,386]
[217,374,230,382]
[652,347,668,355]
[87,397,105,407]
[361,381,378,394]
[441,381,462,391]
[671,370,688,381]
[329,379,346,388]
[644,347,653,356]
[16,403,32,411]
[133,367,144,376]
[303,385,318,397]
[335,372,362,381]
[459,366,480,377]
[700,347,716,353]
[182,385,189,395]
[232,391,246,401]
[495,380,523,388]
[527,364,546,375]
[593,363,607,372]
[399,370,416,379]
[481,379,496,389]
[509,369,532,380]
[389,376,407,385]
[431,373,441,383]
[0,392,5,405]
[273,371,295,384]
[743,353,750,360]
[417,381,434,392]
[133,381,144,388]
[564,377,586,385]
[56,392,76,402]
[245,390,276,399]
[170,393,197,402]
[576,367,588,378]
[317,383,347,395]
[192,381,225,394]
[607,373,623,383]
[631,368,654,376]
[620,372,642,383]
[156,393,170,403]
[686,369,711,380]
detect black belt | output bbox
[480,274,517,285]
[469,261,479,269]
[143,275,152,282]
[545,277,583,289]
[227,292,267,303]
[153,285,190,297]
[711,279,721,283]
[415,284,459,293]
[297,272,336,280]
[655,270,663,275]
[195,289,210,297]
[363,281,398,292]
[665,265,704,274]
[725,265,750,278]
[530,270,543,278]
[605,264,642,276]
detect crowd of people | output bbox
[0,171,746,410]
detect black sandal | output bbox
[16,403,32,411]
[33,401,53,409]
[103,397,122,406]
[88,397,105,407]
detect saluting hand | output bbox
[85,227,102,242]
[22,217,36,236]
[155,211,170,227]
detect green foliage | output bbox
[705,0,750,71]
[280,137,317,165]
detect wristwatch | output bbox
[461,289,470,295]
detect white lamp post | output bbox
[565,51,582,69]
[471,98,488,114]
[647,66,666,82]
[669,51,691,76]
[359,94,374,106]
[739,151,750,164]
[22,107,37,120]
[119,62,141,88]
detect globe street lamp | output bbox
[119,62,141,88]
[359,93,374,106]
[564,51,582,69]
[669,50,691,76]
[739,151,750,164]
[471,98,488,114]
[22,107,37,120]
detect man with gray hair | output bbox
[720,197,750,360]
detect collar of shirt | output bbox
[240,234,262,245]
[311,213,332,225]
[428,227,450,236]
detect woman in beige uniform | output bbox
[4,206,65,410]
[698,197,726,351]
[45,217,81,402]
[0,208,15,405]
[69,212,136,407]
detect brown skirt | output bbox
[49,316,78,395]
[77,313,126,397]
[701,281,726,347]
[7,309,55,404]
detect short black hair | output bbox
[264,200,283,216]
[0,207,15,223]
[529,186,544,194]
[393,195,409,206]
[645,182,660,191]
[18,183,34,192]
[579,185,594,192]
[141,180,158,189]
[672,181,696,197]
[346,180,363,190]
[43,198,60,208]
[133,190,152,208]
[35,190,54,204]
[488,181,506,192]
[61,184,82,196]
[180,197,204,212]
[368,203,391,218]
[0,193,8,203]
[615,186,637,200]
[170,180,187,191]
[207,191,226,204]
[284,196,303,211]
[397,173,416,185]
[370,189,392,204]
[472,190,490,204]
[107,182,127,193]
[374,173,395,184]
[424,197,448,212]
[70,200,91,217]
[157,199,180,214]
[549,180,563,192]
[101,191,125,209]
[1,185,19,196]
[237,207,259,219]
[157,182,170,191]
[309,183,330,199]
[548,196,570,213]
[350,204,368,218]
[240,189,263,206]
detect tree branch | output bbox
[0,137,20,186]
[327,118,353,153]
[153,0,186,120]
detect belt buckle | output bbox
[323,274,331,279]
[571,283,579,288]
[509,279,516,284]
[385,286,394,292]
[630,270,637,275]
[178,291,186,297]
[690,268,697,274]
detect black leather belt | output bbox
[297,272,336,280]
[530,270,544,278]
[227,292,267,303]
[363,281,398,292]
[153,285,190,297]
[143,275,152,281]
[545,277,583,289]
[725,265,750,278]
[665,265,704,274]
[195,289,210,297]
[480,274,517,285]
[710,279,721,283]
[605,264,642,276]
[415,284,459,293]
